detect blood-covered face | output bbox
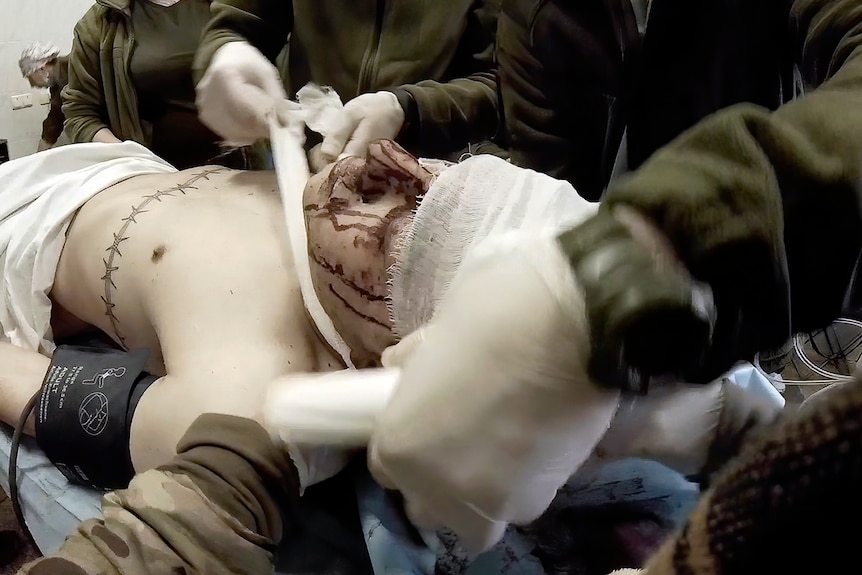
[303,140,433,366]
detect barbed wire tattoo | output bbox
[101,168,223,346]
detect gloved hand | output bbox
[369,231,621,554]
[591,373,784,477]
[380,325,429,368]
[319,91,405,161]
[196,41,288,146]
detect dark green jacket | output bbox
[194,0,501,158]
[598,0,862,379]
[62,0,149,144]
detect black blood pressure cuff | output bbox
[35,345,158,490]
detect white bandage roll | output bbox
[263,368,400,446]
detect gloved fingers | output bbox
[273,97,301,129]
[319,109,361,160]
[402,488,509,554]
[439,502,508,555]
[339,120,391,160]
[370,439,509,554]
[196,42,287,145]
[367,439,399,490]
[198,79,274,145]
[403,497,442,530]
[381,326,430,368]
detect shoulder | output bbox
[76,3,120,32]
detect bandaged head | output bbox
[303,140,434,367]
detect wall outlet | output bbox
[36,91,51,106]
[11,94,33,110]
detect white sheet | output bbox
[0,142,176,353]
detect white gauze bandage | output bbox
[268,84,355,368]
[264,153,604,448]
[389,154,599,337]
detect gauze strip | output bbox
[269,86,355,367]
[389,155,599,338]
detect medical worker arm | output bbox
[193,0,293,85]
[62,7,118,144]
[386,1,500,158]
[19,415,298,575]
[600,0,862,382]
[496,0,626,200]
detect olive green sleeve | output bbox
[62,7,111,144]
[390,0,501,158]
[600,0,862,379]
[42,86,65,145]
[193,0,293,85]
[19,415,299,575]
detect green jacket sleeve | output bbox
[390,0,501,158]
[42,56,70,145]
[42,87,65,145]
[62,7,111,144]
[496,0,628,201]
[193,0,294,85]
[18,415,299,575]
[601,0,862,379]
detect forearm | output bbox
[63,12,113,144]
[193,0,293,85]
[389,0,501,158]
[392,74,499,159]
[602,0,862,379]
[20,415,299,575]
[41,102,64,145]
[62,85,110,143]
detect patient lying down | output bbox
[0,140,780,498]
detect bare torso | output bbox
[50,166,343,469]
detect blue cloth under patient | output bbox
[0,363,776,574]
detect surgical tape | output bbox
[389,154,599,337]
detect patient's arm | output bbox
[0,343,48,435]
[19,415,298,575]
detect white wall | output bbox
[0,0,94,159]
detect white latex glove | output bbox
[196,41,288,146]
[592,373,784,476]
[319,91,405,161]
[381,326,429,368]
[368,231,621,554]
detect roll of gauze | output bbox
[263,368,400,446]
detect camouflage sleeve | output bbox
[18,414,300,575]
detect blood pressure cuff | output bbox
[34,345,158,490]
